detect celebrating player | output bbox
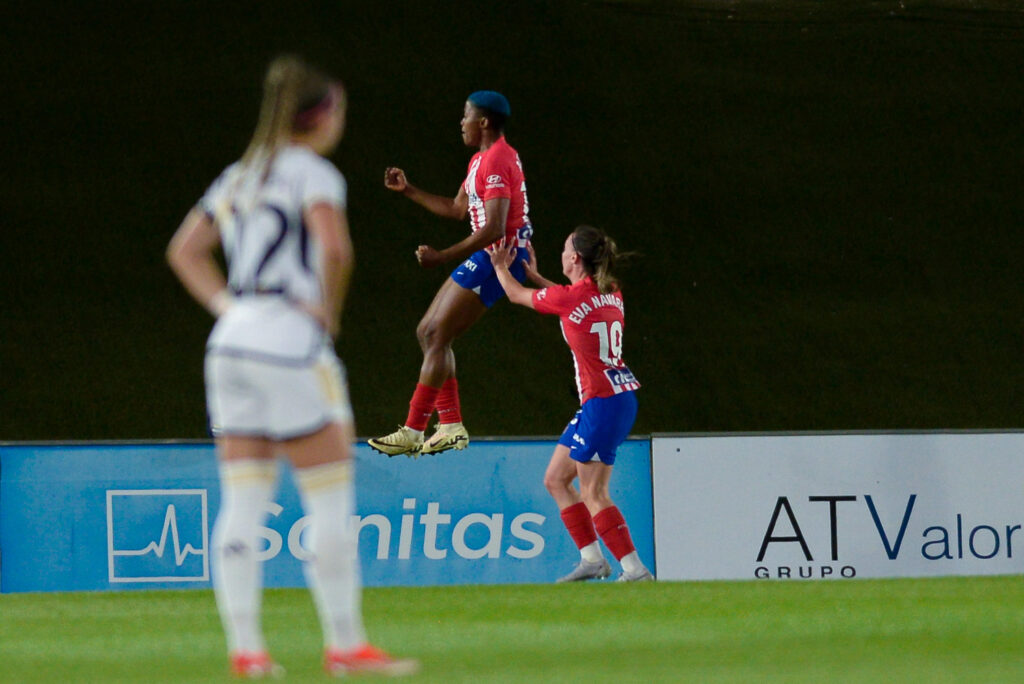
[166,55,417,677]
[489,226,654,583]
[368,91,533,458]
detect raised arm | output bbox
[385,167,468,220]
[488,241,537,309]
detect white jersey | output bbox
[200,144,346,303]
[200,144,346,364]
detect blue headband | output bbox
[468,90,510,117]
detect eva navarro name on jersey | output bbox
[567,293,625,325]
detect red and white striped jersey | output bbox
[463,136,530,246]
[532,276,641,404]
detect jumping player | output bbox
[166,55,417,677]
[368,91,532,458]
[489,226,654,583]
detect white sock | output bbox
[580,541,604,564]
[212,459,278,654]
[619,550,645,574]
[295,460,366,651]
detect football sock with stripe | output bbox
[560,502,604,562]
[212,458,278,654]
[295,460,367,651]
[405,383,440,432]
[593,506,637,564]
[435,377,463,425]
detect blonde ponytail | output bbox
[219,56,336,224]
[242,55,331,168]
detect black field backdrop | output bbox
[3,1,1023,440]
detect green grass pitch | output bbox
[2,576,1022,682]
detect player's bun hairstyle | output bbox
[571,225,627,294]
[242,55,343,166]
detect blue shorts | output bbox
[451,247,528,308]
[558,391,638,466]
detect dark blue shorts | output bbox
[451,247,529,308]
[558,391,638,466]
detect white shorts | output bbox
[205,346,353,440]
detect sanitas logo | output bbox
[256,497,546,562]
[754,494,1023,579]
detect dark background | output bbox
[3,1,1023,440]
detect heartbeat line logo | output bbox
[107,489,210,583]
[113,505,205,566]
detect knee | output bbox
[212,508,254,555]
[578,482,595,506]
[579,483,611,510]
[543,471,571,497]
[419,322,454,355]
[314,523,355,559]
[305,516,357,564]
[415,319,431,347]
[416,318,441,350]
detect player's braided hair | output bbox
[571,225,627,294]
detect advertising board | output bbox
[0,440,653,592]
[653,433,1024,581]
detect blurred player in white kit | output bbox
[167,54,417,678]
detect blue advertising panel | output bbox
[0,440,653,593]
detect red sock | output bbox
[593,506,635,560]
[435,377,463,425]
[560,502,598,550]
[405,383,440,431]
